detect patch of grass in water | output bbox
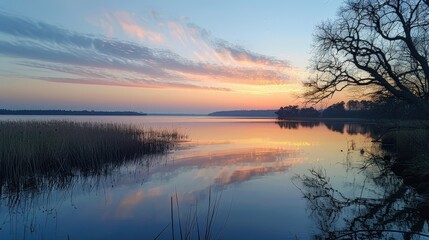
[0,120,185,193]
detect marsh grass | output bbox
[155,189,227,240]
[0,120,185,194]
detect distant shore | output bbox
[208,110,277,117]
[0,109,147,116]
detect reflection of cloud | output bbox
[177,148,296,167]
[0,11,295,91]
[114,187,163,219]
[153,148,302,187]
[118,191,144,216]
[215,164,295,185]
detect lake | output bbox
[0,116,425,239]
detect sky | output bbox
[0,0,344,114]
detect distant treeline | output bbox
[276,100,429,120]
[0,109,147,116]
[208,110,277,117]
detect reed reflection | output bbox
[0,145,300,239]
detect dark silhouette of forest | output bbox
[276,99,429,120]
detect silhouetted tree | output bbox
[323,101,346,118]
[276,105,320,119]
[300,107,321,118]
[347,100,360,111]
[277,99,428,120]
[275,105,300,119]
[305,0,429,116]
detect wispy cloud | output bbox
[0,11,293,91]
[38,77,231,91]
[114,11,164,43]
[186,23,289,69]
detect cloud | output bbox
[214,40,289,69]
[0,11,292,90]
[114,11,164,43]
[186,23,290,69]
[38,76,231,91]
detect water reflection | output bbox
[0,116,395,239]
[109,187,164,219]
[324,121,346,134]
[276,121,301,129]
[276,120,376,136]
[0,145,299,239]
[295,151,429,239]
[141,148,301,188]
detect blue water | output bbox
[0,116,410,239]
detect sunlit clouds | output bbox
[0,10,299,91]
[0,3,320,113]
[0,0,352,113]
[114,11,164,44]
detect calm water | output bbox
[0,116,425,239]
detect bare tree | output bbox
[305,0,429,116]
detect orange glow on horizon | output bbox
[1,73,351,113]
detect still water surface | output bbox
[0,116,414,239]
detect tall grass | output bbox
[0,120,185,193]
[155,189,227,240]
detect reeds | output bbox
[0,120,185,193]
[155,189,226,240]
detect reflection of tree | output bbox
[345,123,375,136]
[324,122,345,134]
[275,121,322,130]
[275,121,379,136]
[276,121,300,129]
[295,156,429,239]
[300,121,321,128]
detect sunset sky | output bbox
[0,0,343,114]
